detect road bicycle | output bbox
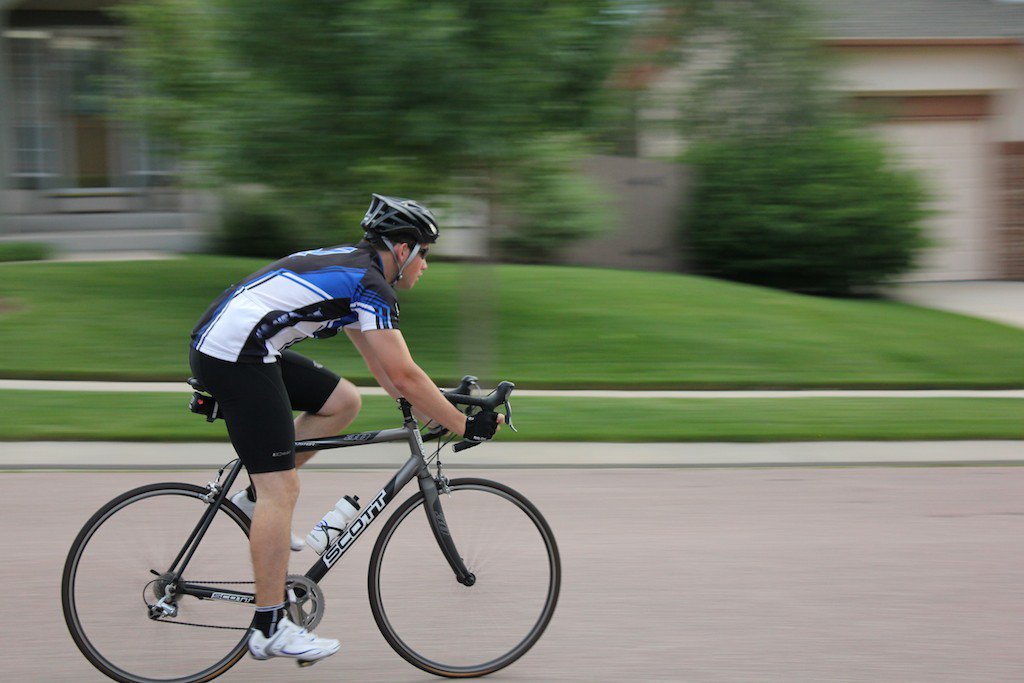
[61,376,561,682]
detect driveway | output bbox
[892,281,1024,329]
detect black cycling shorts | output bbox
[188,348,342,474]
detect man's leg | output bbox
[234,378,360,553]
[248,468,300,606]
[191,349,338,660]
[246,464,340,662]
[294,378,361,467]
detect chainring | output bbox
[285,574,326,630]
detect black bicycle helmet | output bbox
[361,194,440,245]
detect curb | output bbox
[3,441,1022,471]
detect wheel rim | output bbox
[371,482,560,676]
[64,487,253,683]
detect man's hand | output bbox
[464,411,505,442]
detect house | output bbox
[0,0,204,253]
[637,0,1024,281]
[818,0,1024,281]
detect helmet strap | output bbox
[381,237,421,285]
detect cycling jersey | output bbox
[191,242,399,363]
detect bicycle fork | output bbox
[417,468,476,586]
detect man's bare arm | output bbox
[345,327,401,399]
[350,328,475,436]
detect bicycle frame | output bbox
[172,399,474,607]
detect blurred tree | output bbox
[675,0,841,139]
[117,0,626,254]
[607,0,840,139]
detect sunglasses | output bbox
[417,247,429,260]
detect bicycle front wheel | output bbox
[368,477,560,677]
[62,483,253,683]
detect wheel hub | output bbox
[145,572,179,619]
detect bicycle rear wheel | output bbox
[368,477,560,677]
[62,483,253,683]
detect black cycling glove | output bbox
[464,411,500,442]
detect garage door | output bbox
[875,118,998,281]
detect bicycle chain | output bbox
[150,580,255,631]
[153,619,247,631]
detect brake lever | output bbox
[456,375,479,395]
[503,399,517,433]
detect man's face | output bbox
[395,243,429,289]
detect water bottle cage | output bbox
[188,392,222,422]
[309,522,347,550]
[315,522,346,536]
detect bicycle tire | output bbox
[368,477,560,677]
[62,483,253,683]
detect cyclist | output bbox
[188,194,502,664]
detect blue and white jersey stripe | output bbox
[191,243,399,362]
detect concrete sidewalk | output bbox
[2,440,1021,470]
[1,379,1021,398]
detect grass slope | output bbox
[0,257,1021,387]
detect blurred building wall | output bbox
[560,155,687,273]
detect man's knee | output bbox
[318,379,361,418]
[251,469,300,504]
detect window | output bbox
[9,35,59,188]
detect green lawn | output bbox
[0,256,1022,387]
[1,391,1020,442]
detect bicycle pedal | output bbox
[297,659,318,668]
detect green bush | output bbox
[209,191,309,259]
[683,126,928,296]
[0,242,52,262]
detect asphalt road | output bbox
[6,464,1024,682]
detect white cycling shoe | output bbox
[248,617,340,666]
[230,490,305,552]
